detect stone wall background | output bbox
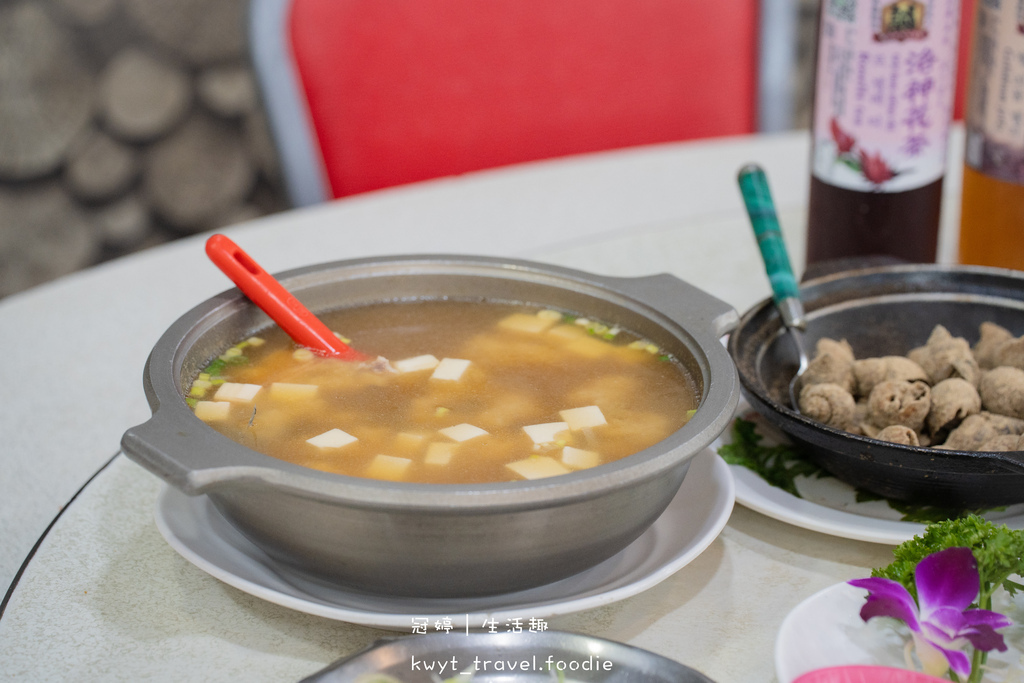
[0,0,287,299]
[0,0,818,300]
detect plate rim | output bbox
[729,465,924,545]
[153,449,734,629]
[774,582,875,683]
[717,402,1024,545]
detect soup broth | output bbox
[187,300,700,484]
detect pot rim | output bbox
[122,253,741,510]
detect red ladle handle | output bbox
[205,234,369,362]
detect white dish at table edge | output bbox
[154,449,733,631]
[717,402,1024,545]
[775,581,1024,683]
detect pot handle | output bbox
[122,414,203,492]
[121,411,271,494]
[593,272,739,339]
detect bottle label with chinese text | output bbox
[964,0,1024,185]
[812,0,961,193]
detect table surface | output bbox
[0,129,969,682]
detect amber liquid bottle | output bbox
[805,0,961,266]
[958,1,1024,270]
[806,177,944,262]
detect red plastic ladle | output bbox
[205,234,370,362]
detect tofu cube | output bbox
[506,456,571,480]
[393,354,440,373]
[424,442,456,465]
[439,423,489,442]
[306,428,358,449]
[560,405,607,431]
[564,336,613,358]
[393,432,426,452]
[546,324,588,341]
[269,383,318,400]
[431,358,471,381]
[522,422,569,444]
[214,382,262,402]
[366,454,412,481]
[561,446,601,470]
[234,383,261,401]
[497,313,559,334]
[194,400,231,421]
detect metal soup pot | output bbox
[122,255,739,598]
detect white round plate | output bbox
[775,582,1024,683]
[716,404,1024,545]
[154,449,734,631]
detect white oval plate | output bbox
[154,449,734,631]
[716,404,1024,545]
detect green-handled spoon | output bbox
[737,163,809,412]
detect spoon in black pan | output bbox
[737,163,809,412]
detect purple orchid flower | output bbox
[848,547,1012,680]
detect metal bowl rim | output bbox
[304,630,715,682]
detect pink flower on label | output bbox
[830,117,856,154]
[859,149,897,185]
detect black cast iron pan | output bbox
[728,263,1024,508]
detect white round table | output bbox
[0,129,966,681]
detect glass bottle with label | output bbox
[958,0,1024,270]
[806,0,962,265]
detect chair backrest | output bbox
[251,0,758,205]
[954,0,975,121]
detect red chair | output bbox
[250,0,758,206]
[954,0,975,121]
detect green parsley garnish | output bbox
[889,500,1001,525]
[872,515,1024,608]
[717,417,825,497]
[867,516,1024,681]
[718,418,1005,523]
